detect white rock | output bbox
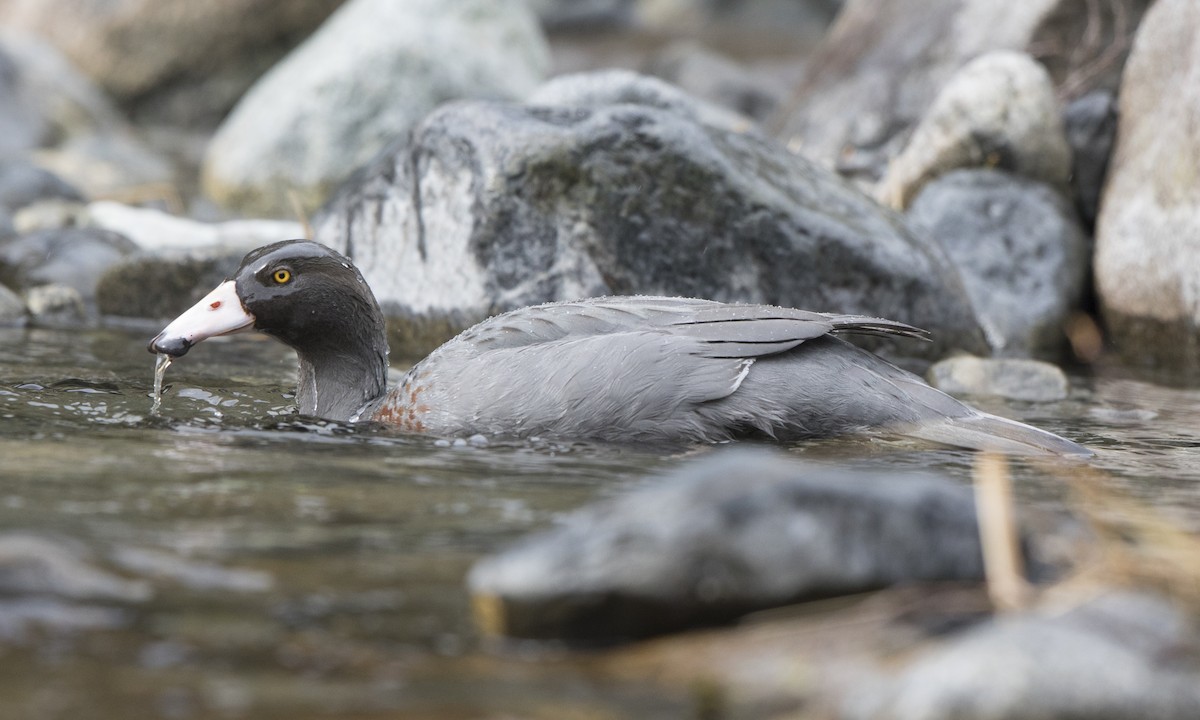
[86,201,303,252]
[202,0,550,217]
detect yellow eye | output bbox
[272,269,292,284]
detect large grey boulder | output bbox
[878,51,1071,210]
[907,169,1087,359]
[845,591,1200,720]
[468,449,986,640]
[0,161,83,212]
[775,0,1151,185]
[1094,0,1200,377]
[314,73,985,360]
[203,0,550,218]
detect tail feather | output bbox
[900,412,1091,456]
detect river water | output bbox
[0,326,1197,718]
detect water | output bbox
[150,353,172,415]
[0,325,1198,718]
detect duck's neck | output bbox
[294,342,388,422]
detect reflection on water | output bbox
[0,326,1197,718]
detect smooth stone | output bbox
[314,72,985,361]
[530,0,634,30]
[24,282,87,324]
[1063,90,1118,229]
[0,160,84,212]
[1094,0,1200,376]
[202,0,550,217]
[0,227,136,305]
[0,0,343,127]
[11,199,88,234]
[0,282,26,326]
[468,449,986,640]
[85,201,304,253]
[844,590,1200,720]
[927,355,1069,402]
[878,51,1071,210]
[775,0,1151,185]
[907,169,1088,358]
[0,533,151,602]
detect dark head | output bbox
[149,240,389,420]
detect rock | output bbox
[644,41,783,122]
[530,0,634,30]
[530,68,753,133]
[0,0,345,128]
[0,207,12,240]
[906,169,1088,358]
[96,247,250,320]
[0,533,150,602]
[0,282,26,326]
[11,199,88,234]
[24,283,87,325]
[927,355,1068,402]
[84,201,304,253]
[879,52,1071,210]
[845,590,1200,720]
[0,160,84,212]
[775,0,1151,185]
[0,228,137,308]
[0,33,174,196]
[313,78,985,361]
[1094,0,1200,376]
[468,449,985,640]
[1063,90,1117,229]
[202,0,551,218]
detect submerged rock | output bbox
[907,169,1087,358]
[878,51,1071,210]
[203,0,550,217]
[314,72,985,360]
[1094,0,1200,376]
[469,449,985,640]
[845,590,1200,720]
[0,534,150,602]
[927,355,1069,402]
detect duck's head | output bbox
[149,239,389,419]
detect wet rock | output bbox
[531,0,634,30]
[0,282,26,326]
[1063,90,1118,229]
[11,198,88,234]
[468,449,985,640]
[0,0,344,128]
[0,533,150,602]
[96,248,249,320]
[1094,0,1200,376]
[0,33,174,197]
[85,201,304,253]
[906,169,1087,358]
[202,0,550,217]
[775,0,1151,185]
[879,52,1071,210]
[530,68,752,133]
[314,76,985,361]
[24,283,87,325]
[927,355,1068,402]
[112,548,272,593]
[0,228,137,308]
[644,41,783,122]
[845,590,1200,720]
[0,160,84,212]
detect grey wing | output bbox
[450,295,929,358]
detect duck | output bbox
[148,239,1088,454]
